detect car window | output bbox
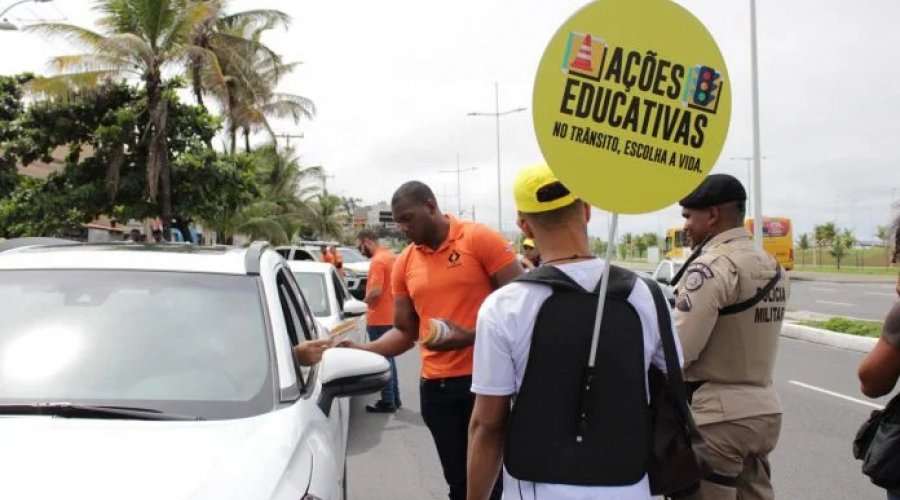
[292,271,331,317]
[331,269,348,314]
[293,250,316,261]
[275,248,290,259]
[0,270,273,420]
[337,247,368,263]
[276,269,320,393]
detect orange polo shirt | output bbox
[366,247,396,327]
[392,217,516,379]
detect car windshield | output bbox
[0,270,273,420]
[337,247,368,263]
[293,271,331,317]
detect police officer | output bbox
[673,174,789,500]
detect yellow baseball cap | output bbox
[513,162,577,213]
[522,238,535,248]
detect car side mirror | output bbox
[342,299,368,318]
[317,349,389,416]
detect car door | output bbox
[276,267,346,495]
[330,268,366,345]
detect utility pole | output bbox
[730,155,767,223]
[439,154,477,217]
[275,132,304,149]
[468,83,526,232]
[749,0,764,250]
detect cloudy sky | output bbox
[1,0,897,242]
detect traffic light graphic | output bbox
[683,65,723,113]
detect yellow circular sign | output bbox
[533,0,731,214]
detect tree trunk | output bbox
[244,128,251,153]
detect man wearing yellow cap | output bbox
[519,238,542,270]
[467,163,677,500]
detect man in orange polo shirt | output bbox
[344,181,521,500]
[356,228,400,413]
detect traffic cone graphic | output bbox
[571,34,593,72]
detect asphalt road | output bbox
[346,338,897,500]
[788,280,896,321]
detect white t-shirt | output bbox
[472,259,682,500]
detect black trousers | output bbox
[420,375,502,500]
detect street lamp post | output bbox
[0,0,54,31]
[729,155,767,219]
[468,82,525,233]
[749,0,764,250]
[439,154,478,218]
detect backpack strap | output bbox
[513,262,637,300]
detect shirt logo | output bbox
[448,250,462,268]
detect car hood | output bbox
[343,261,369,274]
[0,411,313,500]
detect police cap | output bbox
[679,174,747,209]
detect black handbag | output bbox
[854,392,900,490]
[641,276,712,497]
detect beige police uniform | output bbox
[674,227,789,500]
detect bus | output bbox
[663,216,794,270]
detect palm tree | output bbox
[307,192,346,241]
[232,143,322,242]
[27,0,223,221]
[187,3,289,111]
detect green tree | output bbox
[231,143,322,243]
[797,233,810,267]
[0,80,255,238]
[813,222,837,266]
[828,237,847,269]
[28,0,222,221]
[876,225,891,266]
[307,192,346,241]
[0,74,34,199]
[591,237,608,257]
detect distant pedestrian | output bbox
[356,228,401,412]
[674,174,789,500]
[343,181,521,500]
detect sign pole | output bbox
[588,212,618,368]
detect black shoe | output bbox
[365,400,397,413]
[395,400,402,409]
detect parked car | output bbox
[0,240,388,500]
[651,258,685,306]
[335,246,369,300]
[288,261,368,346]
[273,244,370,301]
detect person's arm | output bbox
[673,259,732,368]
[859,303,900,398]
[349,296,418,357]
[292,339,331,366]
[467,395,510,500]
[364,257,386,306]
[490,260,524,289]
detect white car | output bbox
[0,240,388,500]
[651,258,685,306]
[287,261,368,346]
[273,244,370,301]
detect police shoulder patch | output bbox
[676,294,693,312]
[684,271,705,291]
[686,262,714,278]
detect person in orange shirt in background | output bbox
[356,229,400,413]
[330,244,345,278]
[320,244,334,265]
[343,181,521,500]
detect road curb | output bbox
[782,323,877,353]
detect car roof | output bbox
[286,260,334,274]
[0,242,253,274]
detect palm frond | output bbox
[25,23,107,50]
